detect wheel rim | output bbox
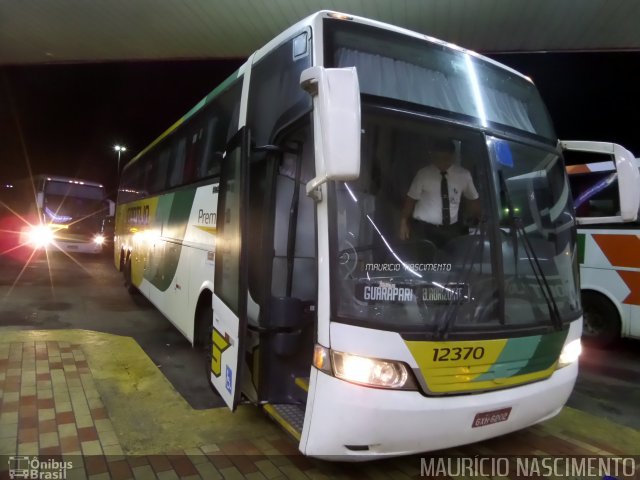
[583,308,608,337]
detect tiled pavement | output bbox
[1,333,640,479]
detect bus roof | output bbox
[124,10,536,172]
[39,175,104,188]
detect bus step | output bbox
[294,377,309,393]
[263,403,305,441]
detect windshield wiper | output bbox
[498,171,563,332]
[434,216,489,340]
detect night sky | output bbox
[1,52,638,198]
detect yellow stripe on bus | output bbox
[405,338,557,393]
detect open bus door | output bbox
[209,127,250,410]
[561,140,640,225]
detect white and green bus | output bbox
[114,11,638,459]
[564,142,640,346]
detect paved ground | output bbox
[1,252,640,479]
[0,251,222,410]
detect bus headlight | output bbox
[93,234,105,245]
[27,225,54,248]
[311,345,416,389]
[558,339,582,368]
[332,350,411,389]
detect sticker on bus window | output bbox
[355,283,469,304]
[495,140,514,168]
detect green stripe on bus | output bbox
[472,329,567,382]
[512,329,567,376]
[147,189,198,291]
[473,335,540,382]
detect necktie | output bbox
[441,171,450,225]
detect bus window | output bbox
[199,116,219,178]
[271,130,316,301]
[198,81,242,180]
[150,147,170,193]
[168,137,186,188]
[570,171,620,218]
[564,149,619,219]
[183,125,203,184]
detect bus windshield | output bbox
[324,18,555,141]
[43,181,105,224]
[330,108,580,334]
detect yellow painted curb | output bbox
[0,329,282,454]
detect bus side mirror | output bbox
[561,140,640,225]
[107,199,116,216]
[300,66,361,198]
[36,191,44,208]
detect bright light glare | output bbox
[27,225,54,248]
[332,351,409,388]
[132,229,160,245]
[558,339,582,367]
[93,234,106,245]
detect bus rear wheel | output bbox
[581,291,620,348]
[123,255,138,294]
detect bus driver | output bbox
[399,138,480,248]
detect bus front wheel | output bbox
[581,291,620,348]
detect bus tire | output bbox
[119,249,126,272]
[123,255,138,295]
[581,291,620,348]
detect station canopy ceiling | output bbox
[1,0,639,65]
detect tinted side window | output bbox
[569,171,620,218]
[119,162,144,203]
[247,30,312,146]
[168,137,187,188]
[198,80,242,180]
[564,150,620,219]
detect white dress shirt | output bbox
[407,164,479,225]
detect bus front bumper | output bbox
[301,361,577,460]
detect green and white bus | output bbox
[114,11,638,459]
[564,142,640,346]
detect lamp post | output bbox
[114,145,127,175]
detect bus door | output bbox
[210,127,250,410]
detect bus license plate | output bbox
[472,407,511,428]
